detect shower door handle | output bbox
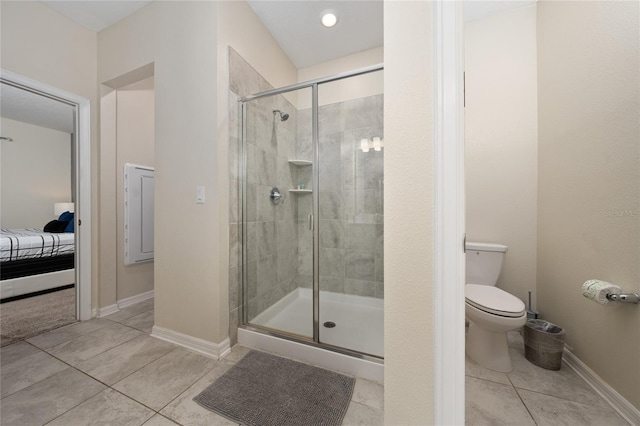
[308,214,314,231]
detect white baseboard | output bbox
[563,348,640,425]
[96,304,119,318]
[117,290,154,309]
[151,325,231,360]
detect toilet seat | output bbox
[465,284,525,318]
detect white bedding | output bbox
[1,228,75,262]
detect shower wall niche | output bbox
[229,48,384,358]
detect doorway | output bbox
[98,69,155,326]
[0,70,92,345]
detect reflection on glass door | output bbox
[242,87,314,339]
[316,73,384,357]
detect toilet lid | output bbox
[465,284,525,318]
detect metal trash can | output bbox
[523,319,566,370]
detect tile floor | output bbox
[465,330,630,426]
[1,297,629,426]
[0,299,384,426]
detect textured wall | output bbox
[99,1,223,342]
[384,1,435,422]
[537,0,640,409]
[465,5,539,307]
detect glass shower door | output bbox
[316,72,385,358]
[242,87,314,339]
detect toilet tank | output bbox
[465,242,508,286]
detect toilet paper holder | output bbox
[606,292,640,304]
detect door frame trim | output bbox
[433,1,466,424]
[0,69,92,321]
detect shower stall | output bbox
[237,65,384,362]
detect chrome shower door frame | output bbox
[239,64,384,362]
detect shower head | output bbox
[273,109,289,122]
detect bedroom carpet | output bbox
[193,350,355,426]
[0,287,76,347]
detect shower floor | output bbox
[251,288,384,358]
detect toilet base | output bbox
[466,321,513,373]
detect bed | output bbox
[1,228,75,301]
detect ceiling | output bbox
[19,0,535,134]
[38,1,536,68]
[41,1,152,33]
[246,1,383,68]
[0,83,75,134]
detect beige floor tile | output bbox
[0,368,105,426]
[143,414,181,426]
[113,347,217,411]
[0,341,40,366]
[47,388,154,426]
[105,298,154,323]
[465,352,511,385]
[351,378,384,410]
[122,309,155,333]
[518,388,630,426]
[26,318,112,350]
[466,376,535,426]
[160,360,239,425]
[342,401,384,426]
[75,335,175,385]
[47,321,143,365]
[508,347,608,408]
[222,344,251,363]
[1,350,69,397]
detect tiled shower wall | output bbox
[228,48,384,345]
[296,95,384,298]
[229,49,300,344]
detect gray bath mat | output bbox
[193,350,355,426]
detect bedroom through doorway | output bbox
[0,81,78,346]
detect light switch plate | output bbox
[196,186,205,204]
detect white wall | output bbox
[116,81,154,301]
[297,47,383,107]
[98,0,298,345]
[1,0,98,307]
[99,1,222,343]
[384,1,434,422]
[537,1,639,409]
[465,5,539,306]
[99,90,118,310]
[0,118,72,228]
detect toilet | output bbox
[465,242,526,373]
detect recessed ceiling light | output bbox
[321,12,338,28]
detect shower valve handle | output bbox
[270,187,283,205]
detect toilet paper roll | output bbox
[581,280,623,305]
